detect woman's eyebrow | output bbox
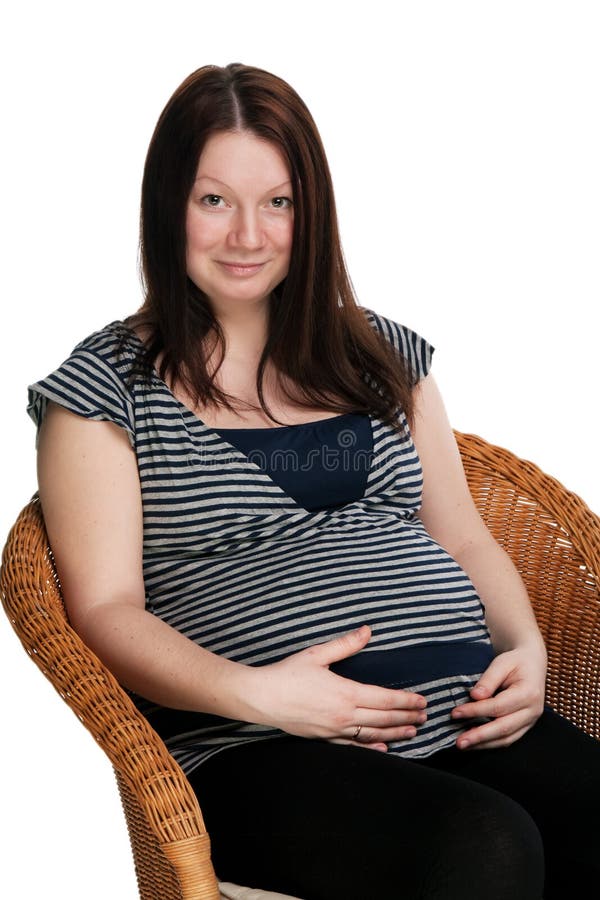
[194,175,293,192]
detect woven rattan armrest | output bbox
[455,431,600,738]
[0,495,220,900]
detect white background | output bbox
[1,2,598,897]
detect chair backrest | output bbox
[456,431,600,739]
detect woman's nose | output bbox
[228,208,265,250]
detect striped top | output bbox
[27,307,494,774]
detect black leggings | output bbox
[189,707,599,899]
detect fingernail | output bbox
[458,739,470,749]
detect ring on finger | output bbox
[353,724,363,741]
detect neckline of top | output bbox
[215,412,365,432]
[112,320,384,516]
[116,321,365,433]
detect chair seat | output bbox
[219,882,301,900]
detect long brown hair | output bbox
[127,63,415,431]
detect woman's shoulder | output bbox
[359,306,435,384]
[68,319,143,375]
[27,320,144,445]
[361,305,425,349]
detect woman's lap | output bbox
[418,705,600,898]
[189,717,593,899]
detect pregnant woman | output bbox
[29,63,600,899]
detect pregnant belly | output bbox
[330,639,496,757]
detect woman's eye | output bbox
[201,194,225,208]
[270,197,293,209]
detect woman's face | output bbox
[185,130,294,315]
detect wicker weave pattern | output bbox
[1,432,599,898]
[455,431,600,738]
[0,497,220,900]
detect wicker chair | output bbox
[1,431,599,900]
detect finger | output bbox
[307,625,372,665]
[468,656,517,699]
[355,683,428,712]
[469,683,494,699]
[456,711,528,749]
[458,724,532,751]
[328,737,388,753]
[462,725,532,751]
[451,687,525,720]
[348,724,421,744]
[353,707,428,729]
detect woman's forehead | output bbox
[195,131,291,189]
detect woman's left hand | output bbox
[450,643,547,750]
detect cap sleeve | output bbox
[27,326,135,448]
[362,307,434,385]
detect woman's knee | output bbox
[424,784,545,899]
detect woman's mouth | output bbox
[217,261,266,277]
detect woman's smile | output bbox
[217,260,268,276]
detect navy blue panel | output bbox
[330,641,496,688]
[215,412,373,511]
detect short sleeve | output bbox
[362,307,434,385]
[27,326,136,448]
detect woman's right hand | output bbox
[249,625,428,752]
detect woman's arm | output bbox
[411,374,547,749]
[37,402,426,751]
